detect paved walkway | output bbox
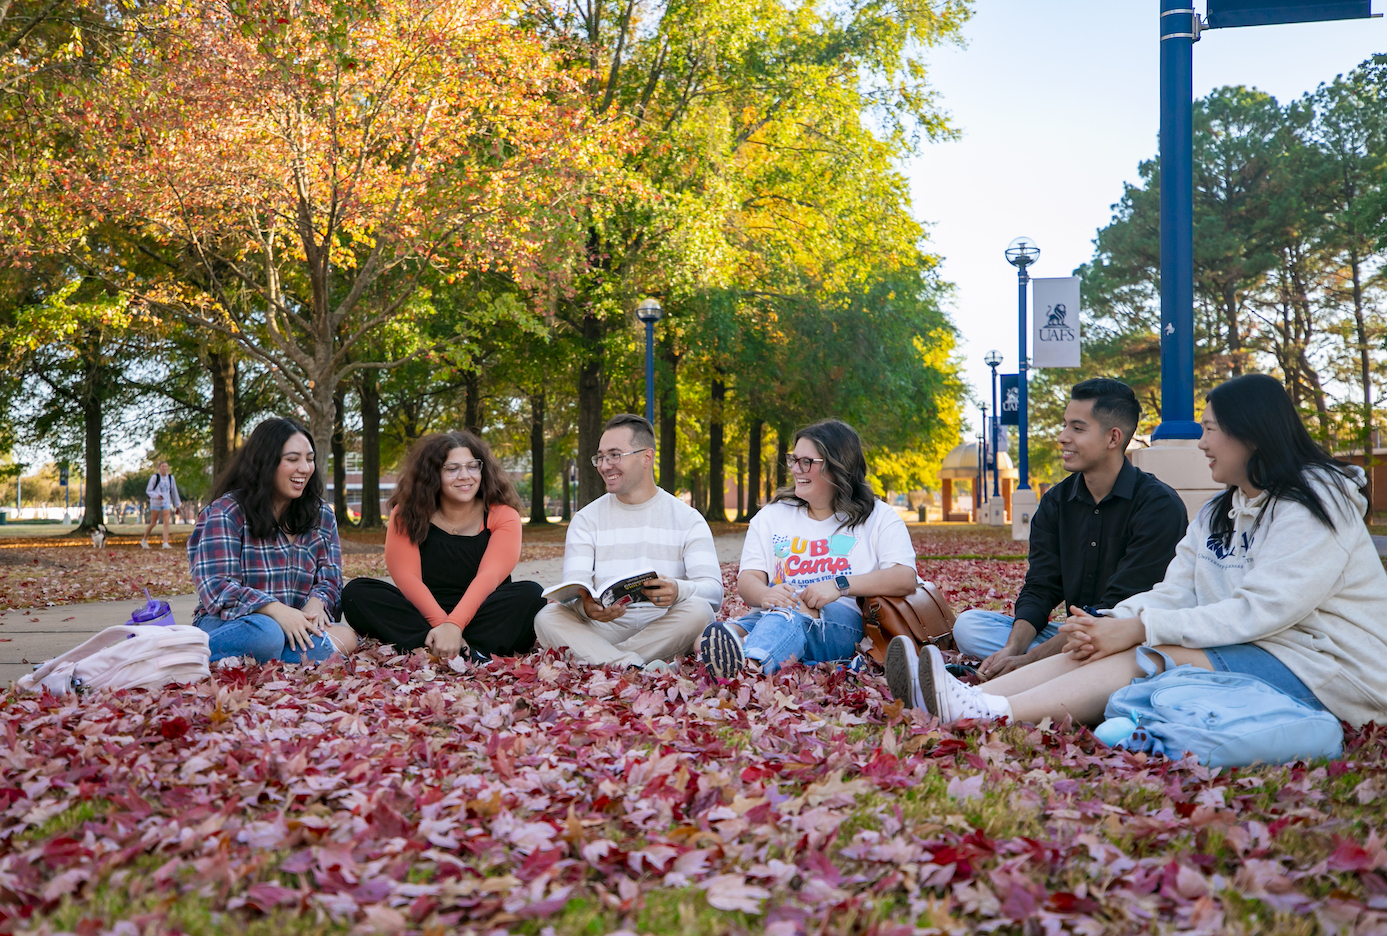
[0,534,746,686]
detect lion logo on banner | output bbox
[1046,303,1069,327]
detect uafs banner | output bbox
[1032,276,1082,368]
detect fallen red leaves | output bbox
[2,527,1384,934]
[2,649,1385,934]
[0,549,189,610]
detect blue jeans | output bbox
[735,602,863,674]
[195,613,338,664]
[1204,643,1326,711]
[952,609,1061,659]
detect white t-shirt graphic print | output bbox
[739,500,916,612]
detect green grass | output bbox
[16,798,112,843]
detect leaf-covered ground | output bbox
[3,524,1386,935]
[2,649,1386,936]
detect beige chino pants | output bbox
[534,598,713,667]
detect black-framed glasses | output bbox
[591,448,651,468]
[786,455,825,472]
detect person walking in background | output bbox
[141,460,182,549]
[699,419,917,678]
[893,374,1387,730]
[341,431,545,660]
[534,414,723,671]
[188,418,358,664]
[936,378,1186,686]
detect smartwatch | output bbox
[834,574,851,595]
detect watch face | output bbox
[835,574,850,593]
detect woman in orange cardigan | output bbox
[341,431,544,659]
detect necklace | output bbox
[434,509,481,536]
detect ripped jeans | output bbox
[734,601,863,674]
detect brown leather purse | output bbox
[858,581,957,664]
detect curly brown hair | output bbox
[388,431,523,544]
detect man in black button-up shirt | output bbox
[956,379,1188,680]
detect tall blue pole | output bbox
[989,364,1000,498]
[1153,0,1202,440]
[1017,267,1030,491]
[643,320,656,425]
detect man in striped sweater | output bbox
[535,414,723,669]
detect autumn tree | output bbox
[24,0,607,460]
[522,0,971,508]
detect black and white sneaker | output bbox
[699,621,744,679]
[884,635,925,709]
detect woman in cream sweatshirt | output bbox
[891,373,1387,729]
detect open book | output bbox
[541,569,660,608]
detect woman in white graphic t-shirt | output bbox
[698,419,917,677]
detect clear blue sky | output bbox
[906,1,1384,437]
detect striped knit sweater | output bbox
[562,489,723,625]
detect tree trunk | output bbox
[561,458,573,522]
[78,341,104,531]
[529,389,550,524]
[658,338,679,494]
[775,424,788,490]
[1349,251,1374,507]
[746,419,762,521]
[209,349,236,480]
[734,453,746,522]
[464,368,482,432]
[332,386,350,525]
[1223,283,1243,377]
[576,310,606,509]
[705,375,725,522]
[360,372,382,529]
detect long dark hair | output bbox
[208,417,324,539]
[389,431,523,544]
[771,419,877,529]
[1205,373,1362,547]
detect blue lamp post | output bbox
[635,298,664,425]
[984,349,1002,498]
[1004,237,1039,492]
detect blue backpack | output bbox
[1099,648,1343,768]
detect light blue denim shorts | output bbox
[1202,643,1325,711]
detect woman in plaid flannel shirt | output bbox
[187,418,358,663]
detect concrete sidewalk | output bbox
[1,534,745,686]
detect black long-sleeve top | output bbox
[1012,459,1188,629]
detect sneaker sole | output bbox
[700,622,744,679]
[884,636,923,709]
[917,644,944,719]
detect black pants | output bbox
[341,577,542,656]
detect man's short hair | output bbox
[1070,378,1140,445]
[603,413,655,451]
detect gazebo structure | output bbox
[937,442,1019,523]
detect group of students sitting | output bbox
[187,374,1387,734]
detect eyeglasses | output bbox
[442,460,483,478]
[591,448,651,468]
[786,455,826,472]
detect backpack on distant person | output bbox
[17,625,210,696]
[1098,647,1343,768]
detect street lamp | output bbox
[984,349,1002,498]
[1005,237,1039,493]
[979,402,989,507]
[635,298,664,425]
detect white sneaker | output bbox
[161,542,172,549]
[884,635,925,709]
[641,659,678,676]
[139,538,149,550]
[918,644,1012,724]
